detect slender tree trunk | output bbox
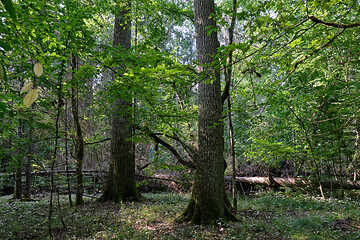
[14,119,23,199]
[288,105,325,198]
[14,161,22,199]
[178,0,235,225]
[71,55,84,205]
[353,122,360,181]
[226,0,237,210]
[99,0,139,203]
[227,97,237,209]
[48,51,67,238]
[65,99,73,206]
[23,129,33,198]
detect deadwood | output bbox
[225,176,360,190]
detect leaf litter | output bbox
[0,192,359,239]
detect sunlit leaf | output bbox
[23,89,39,107]
[20,82,33,94]
[34,62,43,77]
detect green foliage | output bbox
[0,0,16,21]
[216,0,360,181]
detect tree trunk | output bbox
[353,122,360,181]
[288,105,326,198]
[99,0,139,203]
[227,98,237,209]
[23,129,33,199]
[64,99,73,206]
[14,119,23,199]
[14,161,22,199]
[71,55,85,205]
[178,0,235,225]
[226,0,237,210]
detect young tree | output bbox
[99,1,140,202]
[71,55,85,205]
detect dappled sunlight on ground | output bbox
[0,192,360,239]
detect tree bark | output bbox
[71,55,85,205]
[14,118,23,199]
[178,0,235,225]
[226,0,237,210]
[23,129,33,199]
[14,160,22,199]
[227,98,237,209]
[64,99,73,206]
[99,0,140,203]
[353,121,360,181]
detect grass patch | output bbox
[0,192,359,239]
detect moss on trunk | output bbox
[177,189,236,225]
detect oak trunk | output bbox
[178,0,235,224]
[99,1,139,203]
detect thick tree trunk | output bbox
[99,0,139,203]
[178,0,235,225]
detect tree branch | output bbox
[135,126,196,169]
[84,138,110,145]
[309,16,360,29]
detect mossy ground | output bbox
[0,191,360,239]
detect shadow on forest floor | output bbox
[1,191,360,239]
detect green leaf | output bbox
[0,101,5,119]
[1,0,17,21]
[0,40,11,51]
[0,63,4,81]
[33,62,43,77]
[20,82,33,94]
[23,89,39,107]
[48,42,56,49]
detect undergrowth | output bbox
[0,191,359,239]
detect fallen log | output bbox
[225,176,360,190]
[0,170,180,185]
[2,171,359,190]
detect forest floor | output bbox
[1,191,360,239]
